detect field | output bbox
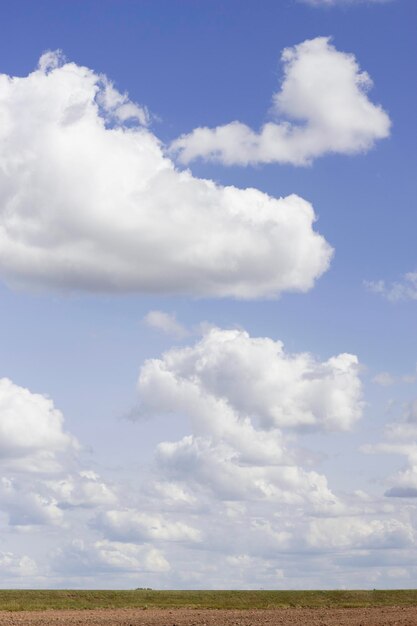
[0,590,416,625]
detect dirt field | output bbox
[0,607,416,625]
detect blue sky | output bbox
[0,0,416,589]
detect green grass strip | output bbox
[0,589,416,611]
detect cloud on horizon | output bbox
[1,339,417,588]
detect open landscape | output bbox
[0,591,416,625]
[1,1,416,621]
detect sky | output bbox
[0,0,416,589]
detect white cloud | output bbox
[139,327,363,433]
[0,477,63,526]
[0,52,332,299]
[102,325,368,582]
[155,435,340,509]
[0,552,37,578]
[307,517,414,549]
[0,377,118,536]
[144,310,188,339]
[373,372,396,386]
[365,272,417,302]
[46,471,117,508]
[0,377,77,472]
[0,375,177,584]
[153,481,196,505]
[136,326,362,512]
[1,366,416,588]
[96,509,202,543]
[53,539,170,574]
[171,37,390,166]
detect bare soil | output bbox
[0,607,416,625]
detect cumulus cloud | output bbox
[365,272,417,302]
[0,477,63,526]
[0,52,332,299]
[95,510,201,543]
[144,310,188,339]
[0,377,77,472]
[0,552,37,578]
[0,377,118,536]
[93,324,367,582]
[1,364,416,588]
[53,539,170,575]
[135,326,362,511]
[46,471,117,509]
[171,37,390,166]
[307,516,414,550]
[0,376,197,587]
[139,327,363,433]
[155,435,339,508]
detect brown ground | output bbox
[0,607,416,626]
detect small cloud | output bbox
[143,310,188,339]
[365,271,417,302]
[371,368,417,386]
[373,372,396,387]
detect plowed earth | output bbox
[0,607,416,625]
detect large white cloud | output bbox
[136,327,362,511]
[0,52,331,299]
[171,37,390,166]
[139,327,363,433]
[155,435,339,509]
